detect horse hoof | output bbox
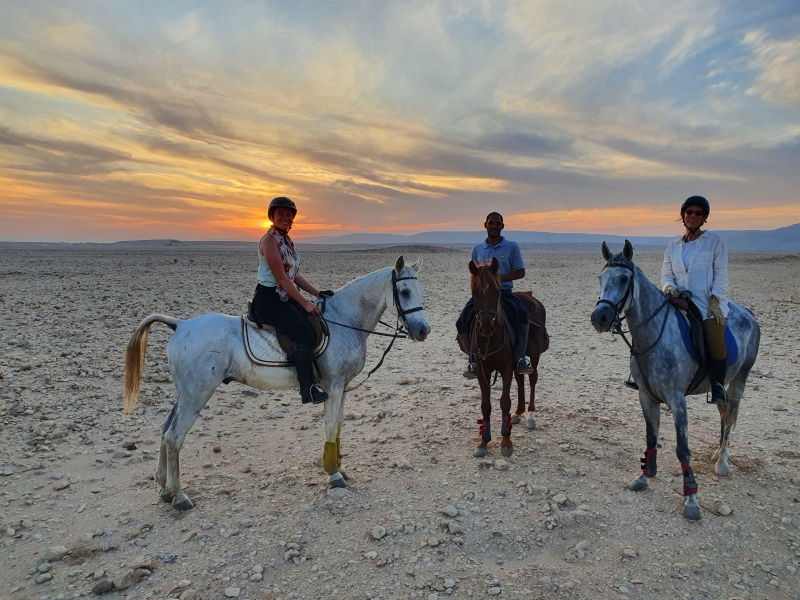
[526,414,536,430]
[710,450,719,462]
[329,472,347,488]
[511,414,521,425]
[684,496,701,521]
[501,446,513,457]
[159,488,175,503]
[338,468,350,482]
[714,462,730,477]
[473,447,487,458]
[171,491,194,511]
[628,474,648,492]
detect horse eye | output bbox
[620,277,628,284]
[401,290,410,298]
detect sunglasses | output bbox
[684,209,706,217]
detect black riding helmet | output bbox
[268,196,297,220]
[681,195,710,215]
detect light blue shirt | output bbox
[471,237,525,290]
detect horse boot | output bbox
[294,346,328,404]
[457,332,477,379]
[514,322,534,375]
[707,357,728,405]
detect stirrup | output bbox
[516,357,533,375]
[462,363,477,380]
[624,375,639,390]
[302,383,328,405]
[706,383,728,405]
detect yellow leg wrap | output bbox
[323,441,338,475]
[335,437,342,468]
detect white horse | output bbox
[124,256,430,510]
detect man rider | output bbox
[456,212,534,379]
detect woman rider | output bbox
[661,195,730,404]
[248,197,332,404]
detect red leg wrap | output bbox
[501,413,512,436]
[681,464,698,496]
[641,448,657,478]
[477,419,491,442]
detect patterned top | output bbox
[257,226,300,302]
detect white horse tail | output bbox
[124,314,179,414]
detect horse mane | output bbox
[470,261,500,293]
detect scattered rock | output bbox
[718,504,732,516]
[327,488,350,500]
[397,458,413,469]
[440,505,458,517]
[115,568,150,590]
[372,526,386,540]
[38,562,51,573]
[553,494,567,505]
[92,579,115,594]
[488,585,502,595]
[621,548,638,559]
[43,546,68,562]
[266,464,285,475]
[448,522,464,535]
[364,551,378,559]
[53,481,70,491]
[1,466,13,476]
[494,459,509,470]
[35,573,52,584]
[224,587,240,598]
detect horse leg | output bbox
[629,391,660,492]
[670,397,700,520]
[322,380,346,487]
[156,404,177,502]
[526,355,540,430]
[335,389,349,482]
[163,401,204,511]
[714,375,745,476]
[474,372,492,457]
[511,372,524,425]
[499,369,514,457]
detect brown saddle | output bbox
[515,291,550,355]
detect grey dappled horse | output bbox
[124,257,430,510]
[591,241,760,520]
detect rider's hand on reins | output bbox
[663,285,678,298]
[304,300,322,315]
[708,297,726,326]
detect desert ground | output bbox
[1,246,799,600]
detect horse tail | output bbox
[124,314,179,414]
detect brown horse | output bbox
[457,258,549,457]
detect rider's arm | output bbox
[710,235,729,302]
[262,236,318,312]
[660,243,677,291]
[500,242,525,282]
[294,274,320,298]
[500,269,525,282]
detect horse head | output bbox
[469,258,502,338]
[390,255,431,341]
[592,240,635,332]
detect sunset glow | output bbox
[1,2,798,242]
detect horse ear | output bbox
[410,257,423,272]
[623,239,633,260]
[468,260,478,276]
[394,255,405,274]
[490,257,499,274]
[601,241,611,262]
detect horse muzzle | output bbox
[408,322,431,342]
[591,304,616,332]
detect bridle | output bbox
[595,258,635,332]
[471,280,506,360]
[392,270,424,328]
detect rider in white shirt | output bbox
[661,196,730,404]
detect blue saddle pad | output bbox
[674,311,738,366]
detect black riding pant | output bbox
[250,284,315,350]
[456,291,527,335]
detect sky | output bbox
[0,1,799,242]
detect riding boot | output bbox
[515,323,533,375]
[707,357,728,405]
[457,332,477,379]
[294,346,328,404]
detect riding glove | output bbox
[318,290,335,298]
[708,297,726,326]
[663,285,678,298]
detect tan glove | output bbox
[709,297,726,326]
[663,285,678,298]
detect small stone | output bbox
[121,439,138,450]
[327,488,350,500]
[115,568,150,590]
[130,555,155,570]
[728,574,742,585]
[91,579,115,594]
[488,586,501,595]
[553,494,567,505]
[428,594,438,600]
[718,504,732,516]
[565,468,578,477]
[622,549,638,559]
[364,551,378,559]
[35,573,52,584]
[53,481,70,491]
[444,578,455,589]
[252,565,263,574]
[43,546,68,561]
[539,576,551,584]
[440,505,458,517]
[93,570,105,580]
[376,559,387,566]
[619,585,630,594]
[249,573,262,582]
[266,464,285,475]
[38,562,52,573]
[397,458,413,469]
[301,504,314,512]
[448,522,463,535]
[530,486,548,494]
[367,433,378,443]
[722,522,737,531]
[224,587,240,598]
[112,450,131,459]
[1,466,13,476]
[372,526,386,540]
[493,459,509,470]
[427,537,441,547]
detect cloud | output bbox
[743,29,800,109]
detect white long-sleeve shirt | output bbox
[661,230,729,319]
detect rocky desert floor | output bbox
[1,246,799,600]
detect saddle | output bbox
[242,302,329,367]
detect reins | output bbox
[318,271,423,392]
